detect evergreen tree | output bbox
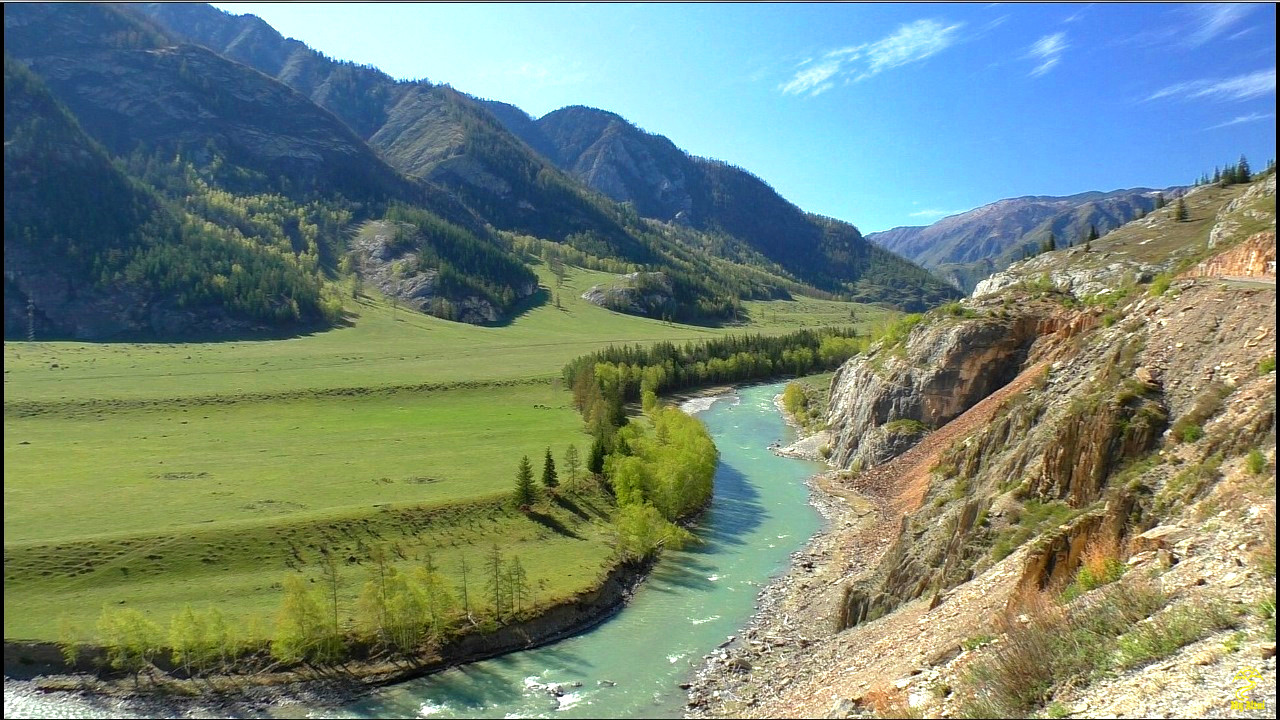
[513,455,537,506]
[1155,192,1166,209]
[587,435,607,476]
[1087,225,1099,242]
[1174,196,1189,222]
[1040,231,1056,255]
[541,447,558,489]
[1236,154,1251,184]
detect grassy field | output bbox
[3,261,890,642]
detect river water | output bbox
[4,383,822,719]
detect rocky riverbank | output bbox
[683,392,885,715]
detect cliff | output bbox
[691,171,1277,719]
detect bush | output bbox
[1114,601,1238,670]
[1259,356,1276,375]
[1147,273,1173,297]
[1061,541,1126,603]
[957,582,1167,717]
[883,418,928,435]
[1246,449,1267,475]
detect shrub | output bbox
[1147,273,1173,297]
[1246,449,1267,475]
[1179,423,1205,443]
[1114,600,1238,670]
[1061,540,1126,603]
[884,418,928,435]
[1260,356,1276,375]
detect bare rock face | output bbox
[580,271,675,317]
[1183,231,1276,280]
[826,314,1038,470]
[353,221,529,325]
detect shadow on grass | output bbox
[551,493,591,521]
[524,510,582,540]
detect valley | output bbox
[3,259,888,645]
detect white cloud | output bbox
[1206,111,1276,130]
[1186,3,1253,47]
[1147,68,1276,103]
[779,19,963,96]
[1025,32,1067,77]
[908,208,965,219]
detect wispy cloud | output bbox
[1185,3,1254,47]
[779,19,964,96]
[908,208,965,219]
[1147,68,1276,103]
[1206,111,1276,130]
[1063,4,1093,23]
[1025,32,1067,77]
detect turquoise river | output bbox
[3,382,823,719]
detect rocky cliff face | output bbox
[826,313,1039,470]
[821,173,1276,637]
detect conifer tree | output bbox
[541,447,558,489]
[587,435,607,476]
[514,455,537,507]
[563,444,581,488]
[1174,196,1189,222]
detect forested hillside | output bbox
[4,2,957,339]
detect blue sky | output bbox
[212,2,1276,232]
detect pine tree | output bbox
[541,447,558,489]
[1040,231,1056,255]
[514,455,537,507]
[1155,192,1166,209]
[1174,196,1189,222]
[1237,154,1251,184]
[457,553,472,621]
[1087,225,1100,242]
[587,435,607,476]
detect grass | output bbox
[3,261,893,644]
[958,577,1247,718]
[990,500,1077,561]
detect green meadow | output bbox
[3,263,890,641]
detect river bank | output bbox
[4,555,655,717]
[684,391,886,717]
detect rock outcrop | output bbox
[581,271,676,318]
[825,313,1038,470]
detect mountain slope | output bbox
[868,189,1173,293]
[480,103,960,307]
[692,170,1276,720]
[141,4,959,311]
[3,56,341,339]
[5,3,415,204]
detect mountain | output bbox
[138,3,960,310]
[693,170,1277,719]
[3,55,342,339]
[479,102,957,306]
[4,2,959,339]
[867,189,1175,293]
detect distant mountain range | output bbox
[867,189,1181,293]
[3,2,961,339]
